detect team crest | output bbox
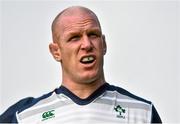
[114,105,126,119]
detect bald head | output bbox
[51,6,101,43]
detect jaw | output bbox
[62,63,104,84]
[61,54,105,86]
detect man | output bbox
[0,6,162,123]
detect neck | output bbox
[61,75,105,99]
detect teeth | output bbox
[82,56,94,62]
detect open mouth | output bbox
[80,56,95,64]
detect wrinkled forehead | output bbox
[60,15,100,32]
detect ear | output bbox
[49,42,61,62]
[102,34,107,55]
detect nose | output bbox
[81,35,93,51]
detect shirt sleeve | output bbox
[0,97,34,123]
[151,104,162,123]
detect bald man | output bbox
[0,6,162,123]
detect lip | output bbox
[79,54,96,67]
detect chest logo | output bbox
[114,105,126,119]
[42,110,55,121]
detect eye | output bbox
[88,32,99,38]
[69,35,80,42]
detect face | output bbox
[50,12,106,84]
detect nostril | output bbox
[81,45,93,52]
[81,41,93,51]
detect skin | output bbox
[49,6,107,99]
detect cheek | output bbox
[61,46,77,63]
[95,41,104,54]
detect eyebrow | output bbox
[66,27,101,35]
[86,28,102,33]
[64,32,81,38]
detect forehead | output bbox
[59,15,100,33]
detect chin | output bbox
[79,72,100,84]
[82,78,97,84]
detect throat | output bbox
[73,89,93,99]
[62,81,105,99]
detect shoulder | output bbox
[0,97,35,123]
[105,83,162,123]
[0,91,54,123]
[106,83,151,104]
